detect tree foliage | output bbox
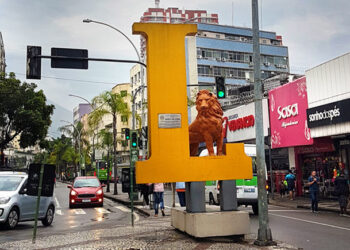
[0,73,54,164]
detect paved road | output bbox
[248,205,350,250]
[0,182,139,243]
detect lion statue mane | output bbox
[189,89,224,156]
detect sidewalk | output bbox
[269,195,340,213]
[103,183,177,217]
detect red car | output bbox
[68,176,105,208]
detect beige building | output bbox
[82,83,132,165]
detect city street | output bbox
[0,181,142,244]
[1,183,349,249]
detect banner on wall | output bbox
[269,77,313,149]
[223,99,269,143]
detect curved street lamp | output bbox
[82,18,145,131]
[60,120,84,176]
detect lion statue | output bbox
[189,89,224,156]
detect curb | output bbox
[269,199,339,213]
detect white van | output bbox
[200,144,263,215]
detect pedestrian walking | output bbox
[308,170,320,213]
[153,183,165,217]
[285,170,296,200]
[334,171,349,216]
[176,182,186,207]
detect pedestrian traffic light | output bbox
[124,128,130,140]
[215,76,226,99]
[131,131,138,148]
[26,46,42,80]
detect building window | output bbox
[121,116,128,123]
[120,90,127,97]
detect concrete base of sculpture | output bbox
[171,206,250,238]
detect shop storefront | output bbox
[269,77,313,195]
[305,52,350,197]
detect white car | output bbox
[0,171,55,229]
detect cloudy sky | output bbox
[1,0,350,133]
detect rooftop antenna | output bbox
[232,1,234,26]
[155,0,160,8]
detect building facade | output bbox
[303,52,350,198]
[0,32,5,74]
[188,23,289,109]
[73,104,92,125]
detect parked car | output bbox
[0,171,55,229]
[68,176,105,208]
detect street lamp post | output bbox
[61,120,83,177]
[82,18,145,132]
[69,94,97,175]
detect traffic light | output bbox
[124,128,130,140]
[26,46,42,79]
[215,76,226,99]
[131,131,138,148]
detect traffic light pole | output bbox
[129,130,139,227]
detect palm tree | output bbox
[98,129,113,192]
[59,121,89,176]
[91,91,130,195]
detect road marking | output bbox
[115,206,139,222]
[56,210,63,215]
[74,209,86,215]
[164,204,180,209]
[115,206,130,212]
[269,209,308,212]
[55,197,61,208]
[94,207,110,214]
[270,213,350,231]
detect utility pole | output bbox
[252,0,275,246]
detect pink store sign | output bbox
[269,77,313,148]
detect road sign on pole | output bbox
[51,48,88,69]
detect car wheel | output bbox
[209,193,216,205]
[98,202,103,207]
[252,204,259,215]
[42,206,55,226]
[69,203,74,209]
[6,208,19,229]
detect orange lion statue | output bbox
[189,89,224,156]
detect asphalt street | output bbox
[0,181,140,243]
[249,205,350,250]
[1,183,350,250]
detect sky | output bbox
[1,0,350,134]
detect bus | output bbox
[94,161,109,183]
[200,144,267,215]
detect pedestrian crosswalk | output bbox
[55,207,111,216]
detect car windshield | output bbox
[73,178,100,188]
[0,176,24,191]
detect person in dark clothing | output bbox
[308,171,320,213]
[140,184,150,206]
[334,172,350,216]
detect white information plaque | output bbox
[158,114,181,128]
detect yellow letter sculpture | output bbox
[132,23,252,183]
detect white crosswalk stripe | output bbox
[94,207,110,214]
[73,208,86,214]
[56,209,63,215]
[115,206,139,222]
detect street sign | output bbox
[51,47,88,69]
[26,46,42,79]
[95,150,103,160]
[27,164,56,197]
